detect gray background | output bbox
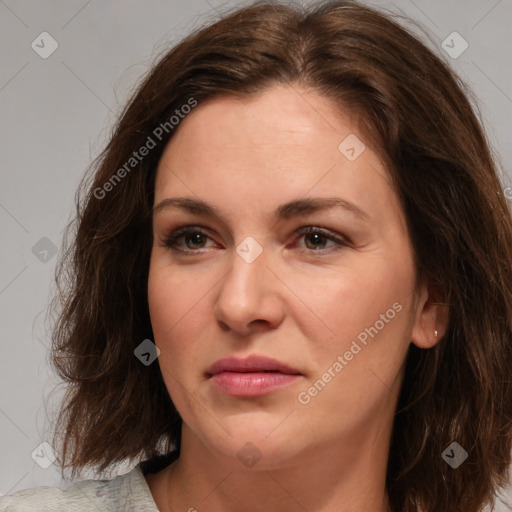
[1,0,511,507]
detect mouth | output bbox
[206,354,303,397]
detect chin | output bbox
[192,417,303,469]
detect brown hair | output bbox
[49,1,512,510]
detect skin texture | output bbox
[145,84,447,512]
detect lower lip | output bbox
[209,371,301,397]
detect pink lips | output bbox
[206,355,302,397]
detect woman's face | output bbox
[148,84,431,468]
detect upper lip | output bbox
[206,355,301,376]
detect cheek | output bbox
[147,258,229,431]
[148,251,206,332]
[293,253,414,353]
[148,259,193,359]
[294,253,416,420]
[147,262,197,411]
[147,256,215,374]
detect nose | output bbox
[213,243,285,336]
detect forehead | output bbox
[160,85,365,157]
[153,85,400,226]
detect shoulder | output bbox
[0,465,159,512]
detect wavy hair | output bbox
[49,1,512,510]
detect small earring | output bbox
[434,330,438,337]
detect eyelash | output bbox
[160,225,350,255]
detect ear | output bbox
[410,282,449,349]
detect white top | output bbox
[0,465,160,511]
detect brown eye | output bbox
[182,232,208,249]
[304,232,329,250]
[163,227,216,253]
[294,227,349,252]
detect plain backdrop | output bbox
[1,0,511,507]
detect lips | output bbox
[206,354,301,376]
[206,354,302,397]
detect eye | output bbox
[161,226,217,253]
[160,225,349,255]
[292,226,349,252]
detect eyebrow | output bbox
[152,196,370,222]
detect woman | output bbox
[2,0,511,511]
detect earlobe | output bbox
[410,283,449,349]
